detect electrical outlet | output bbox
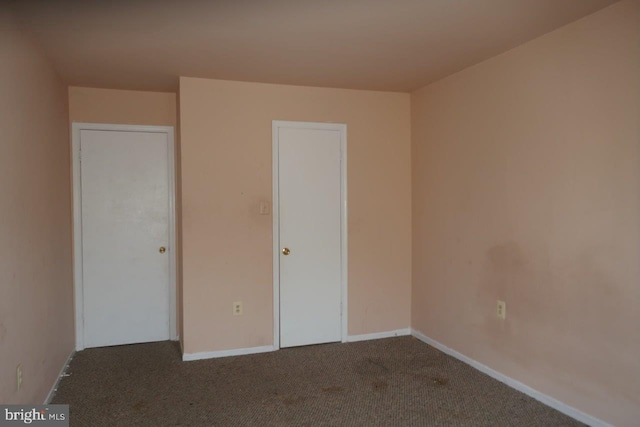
[16,364,22,391]
[233,301,243,316]
[497,300,506,320]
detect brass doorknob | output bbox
[159,246,166,254]
[282,247,290,255]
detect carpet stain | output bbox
[322,385,344,393]
[281,394,304,405]
[131,400,147,411]
[407,356,436,371]
[432,377,449,386]
[356,357,390,376]
[443,408,471,420]
[372,380,388,390]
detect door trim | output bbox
[71,122,177,350]
[272,120,348,350]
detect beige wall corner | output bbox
[410,1,640,425]
[0,8,74,404]
[176,87,184,351]
[179,77,412,354]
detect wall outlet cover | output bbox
[497,300,506,320]
[233,301,243,316]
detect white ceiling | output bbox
[9,0,618,92]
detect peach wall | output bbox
[411,1,639,425]
[180,77,411,354]
[0,9,74,403]
[68,86,176,126]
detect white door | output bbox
[276,122,346,348]
[78,128,172,348]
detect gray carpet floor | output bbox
[51,337,584,426]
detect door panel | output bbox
[80,129,170,348]
[278,126,343,348]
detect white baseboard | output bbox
[182,345,274,361]
[182,329,412,361]
[347,328,411,343]
[44,350,75,404]
[410,329,612,427]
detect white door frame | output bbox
[71,122,177,351]
[272,120,348,350]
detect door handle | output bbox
[282,247,290,255]
[159,246,166,254]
